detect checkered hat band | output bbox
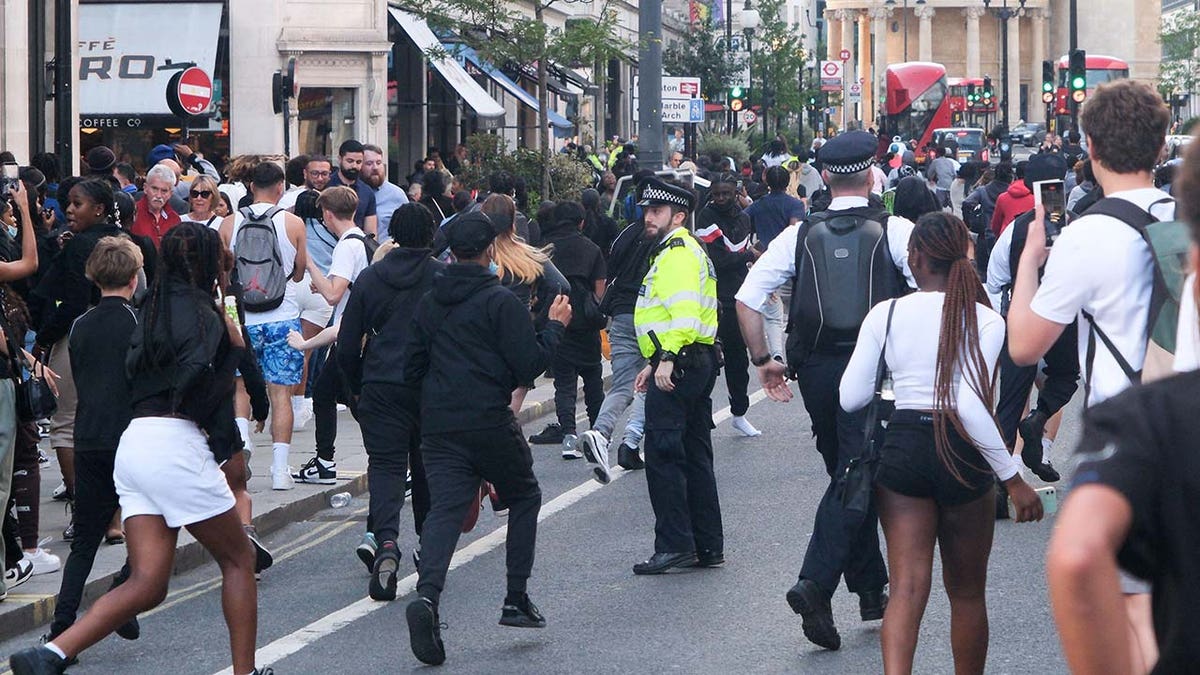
[640,187,690,207]
[825,159,874,174]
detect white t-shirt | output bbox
[327,226,370,321]
[1174,272,1199,372]
[231,203,300,326]
[840,292,1017,480]
[1029,187,1175,405]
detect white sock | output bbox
[44,642,67,660]
[273,442,290,471]
[291,395,304,410]
[235,418,252,450]
[1042,437,1053,461]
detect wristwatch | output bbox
[751,353,772,367]
[659,350,677,363]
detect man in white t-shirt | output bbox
[292,186,370,485]
[218,161,309,492]
[1006,79,1174,668]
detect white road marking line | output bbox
[214,388,766,674]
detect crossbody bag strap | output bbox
[860,299,898,461]
[1081,309,1141,408]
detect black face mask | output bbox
[342,167,360,181]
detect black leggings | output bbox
[314,348,355,462]
[11,421,41,549]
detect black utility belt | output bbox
[672,342,720,368]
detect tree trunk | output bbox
[536,4,552,201]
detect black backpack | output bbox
[345,232,380,262]
[233,206,287,312]
[786,206,907,370]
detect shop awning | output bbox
[451,45,574,133]
[389,8,505,126]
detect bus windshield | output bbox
[890,80,948,143]
[1058,68,1130,89]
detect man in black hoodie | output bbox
[337,203,443,601]
[400,212,570,667]
[695,175,762,437]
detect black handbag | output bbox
[838,299,897,518]
[4,322,57,422]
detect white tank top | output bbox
[231,203,300,326]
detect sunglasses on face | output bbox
[190,190,213,199]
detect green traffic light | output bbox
[1072,76,1085,89]
[1043,82,1053,92]
[731,86,744,97]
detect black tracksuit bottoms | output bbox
[793,352,888,596]
[717,305,751,416]
[552,356,604,435]
[357,384,429,545]
[996,325,1079,447]
[314,348,356,463]
[50,450,131,637]
[417,421,542,604]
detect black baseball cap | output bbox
[445,212,498,258]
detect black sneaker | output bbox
[245,525,274,575]
[859,589,888,621]
[369,541,401,601]
[292,456,337,484]
[9,646,68,674]
[695,550,725,568]
[527,423,564,445]
[1018,411,1061,482]
[499,594,546,628]
[36,635,77,667]
[115,615,140,641]
[406,598,446,666]
[617,443,645,470]
[632,551,697,575]
[785,579,841,651]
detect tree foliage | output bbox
[663,17,742,103]
[749,0,807,126]
[1159,9,1200,99]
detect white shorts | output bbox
[114,417,236,528]
[294,273,334,328]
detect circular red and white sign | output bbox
[822,61,840,77]
[839,49,852,62]
[175,67,213,115]
[741,110,758,125]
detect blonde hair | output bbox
[85,236,144,289]
[481,194,549,284]
[317,186,359,220]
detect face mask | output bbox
[6,225,16,239]
[342,167,360,181]
[488,261,499,274]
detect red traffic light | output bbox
[1042,92,1054,104]
[1072,89,1086,103]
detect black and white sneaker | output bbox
[8,645,69,674]
[578,430,612,485]
[528,423,564,445]
[369,541,401,601]
[406,598,446,665]
[292,456,337,484]
[3,559,34,595]
[51,482,70,502]
[356,532,378,572]
[244,525,274,576]
[499,594,546,628]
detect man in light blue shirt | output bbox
[363,144,409,244]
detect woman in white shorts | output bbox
[23,223,269,675]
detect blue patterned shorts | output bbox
[246,318,304,386]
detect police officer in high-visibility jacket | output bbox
[629,178,725,576]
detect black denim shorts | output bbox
[875,410,995,507]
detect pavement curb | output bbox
[0,474,369,644]
[0,370,611,643]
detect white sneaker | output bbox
[561,434,583,460]
[51,482,70,502]
[578,430,612,485]
[732,416,762,437]
[272,465,295,491]
[22,548,61,576]
[292,402,313,431]
[4,558,34,592]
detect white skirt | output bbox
[114,417,236,528]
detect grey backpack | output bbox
[233,206,287,312]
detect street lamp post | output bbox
[743,1,760,147]
[884,0,926,63]
[983,0,1026,131]
[726,0,734,134]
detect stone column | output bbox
[915,5,935,63]
[836,9,854,129]
[858,10,871,126]
[1029,8,1046,122]
[826,9,841,64]
[870,6,892,124]
[1007,9,1022,125]
[964,6,986,79]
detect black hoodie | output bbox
[401,263,564,434]
[338,247,444,396]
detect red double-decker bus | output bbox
[947,77,997,127]
[883,62,952,153]
[1053,54,1129,116]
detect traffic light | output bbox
[981,76,993,108]
[730,86,746,112]
[966,83,977,107]
[1041,60,1055,104]
[1069,49,1087,104]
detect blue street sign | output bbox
[688,98,704,123]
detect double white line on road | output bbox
[213,389,768,675]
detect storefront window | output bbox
[297,87,357,157]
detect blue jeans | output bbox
[590,314,645,448]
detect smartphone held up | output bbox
[1033,179,1066,247]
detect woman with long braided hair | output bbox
[15,223,271,675]
[840,211,1043,674]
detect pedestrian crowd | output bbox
[0,78,1197,674]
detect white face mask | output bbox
[6,225,16,239]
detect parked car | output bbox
[1008,123,1047,147]
[932,128,989,163]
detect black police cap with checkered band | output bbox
[637,178,697,212]
[817,130,879,175]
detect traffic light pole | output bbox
[1069,0,1079,130]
